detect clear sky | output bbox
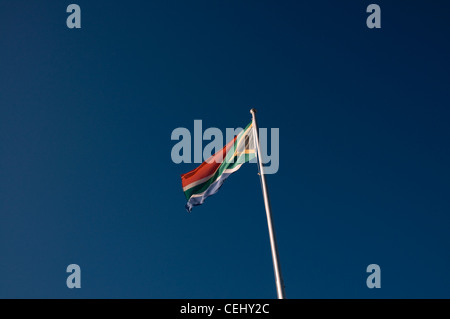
[1,1,449,298]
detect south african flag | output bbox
[181,121,256,212]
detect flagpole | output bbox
[250,108,286,299]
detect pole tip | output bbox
[250,108,257,114]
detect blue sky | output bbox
[1,1,449,298]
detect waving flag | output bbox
[181,121,256,212]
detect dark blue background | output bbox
[1,1,449,298]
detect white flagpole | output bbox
[250,108,286,299]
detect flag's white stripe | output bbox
[215,125,254,166]
[182,173,216,192]
[189,164,243,199]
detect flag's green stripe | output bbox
[183,150,255,199]
[183,152,256,199]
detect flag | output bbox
[181,121,256,212]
